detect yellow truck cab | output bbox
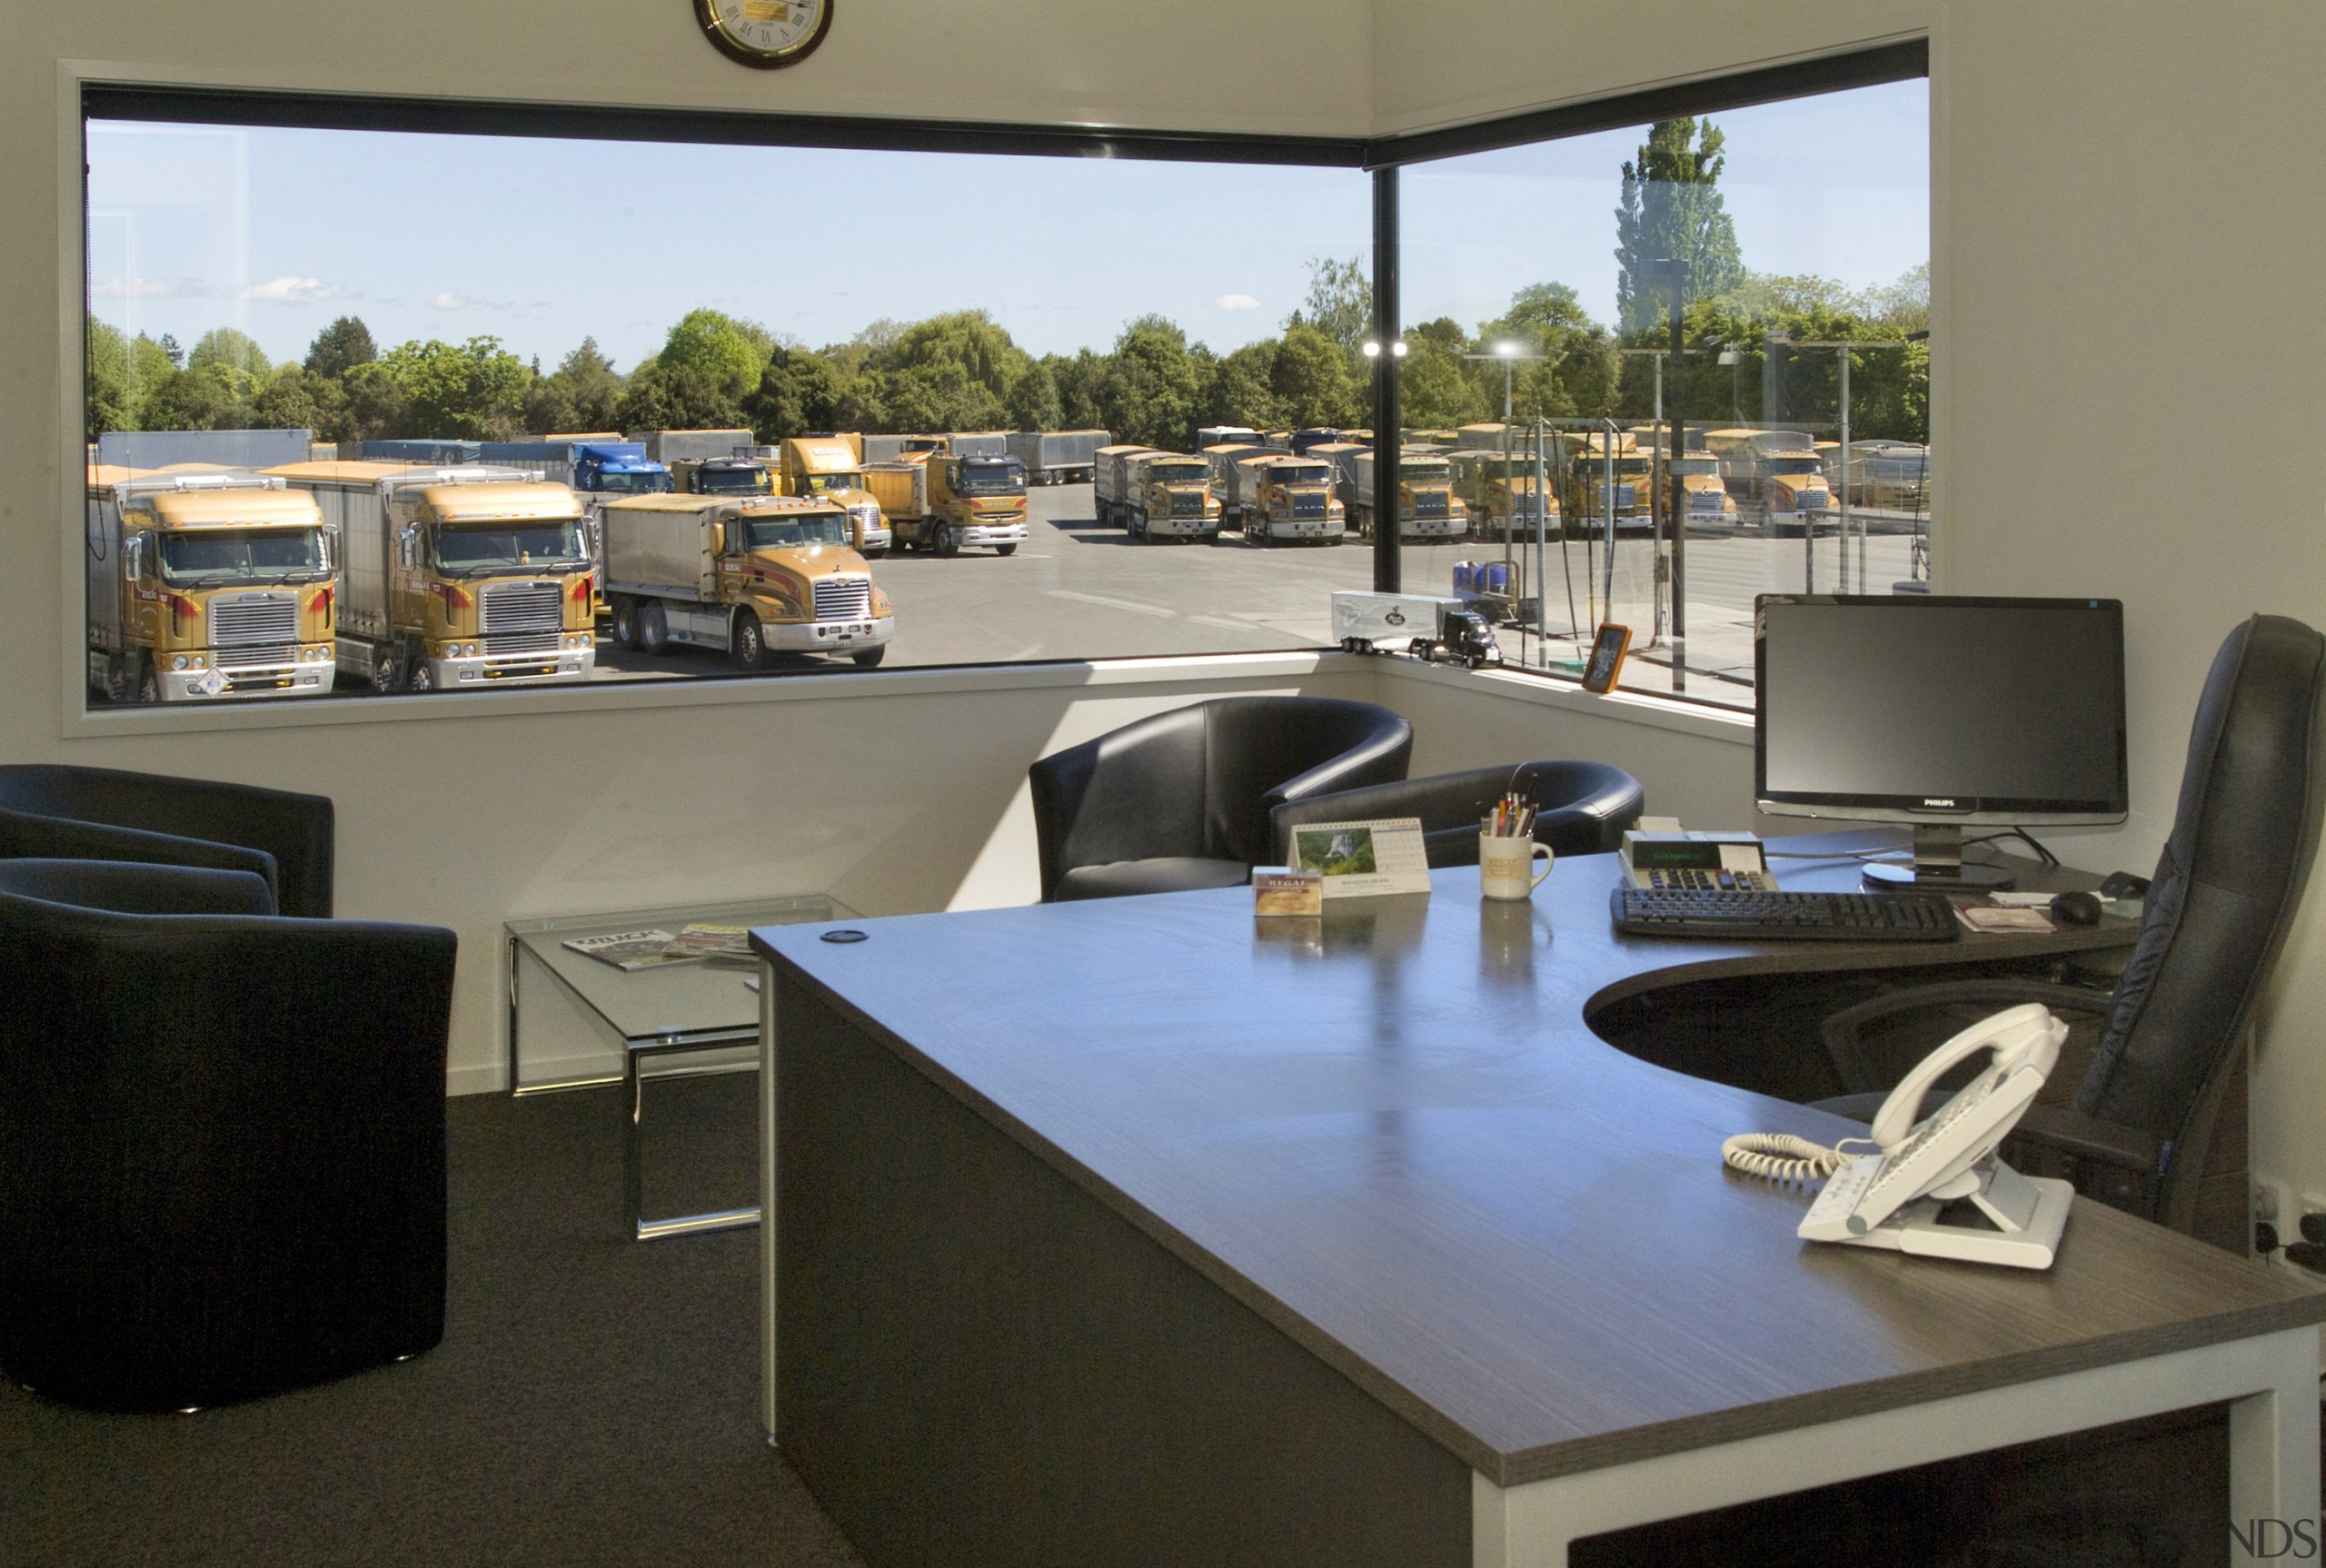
[85,468,337,704]
[1348,448,1467,541]
[1700,428,1834,535]
[1665,451,1741,531]
[1117,451,1220,543]
[601,492,892,669]
[1229,454,1346,545]
[777,437,891,556]
[1449,449,1561,541]
[864,452,1029,556]
[266,460,596,692]
[1561,431,1655,534]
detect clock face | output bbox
[695,0,831,68]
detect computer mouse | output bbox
[2050,890,2102,927]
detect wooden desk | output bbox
[752,856,2321,1568]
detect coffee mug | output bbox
[1479,832,1553,900]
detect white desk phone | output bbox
[1724,1002,2076,1269]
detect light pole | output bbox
[1462,341,1546,579]
[1795,332,1924,593]
[1618,347,1672,643]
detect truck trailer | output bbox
[601,493,892,670]
[862,452,1029,556]
[1329,591,1501,668]
[268,461,596,691]
[626,429,758,466]
[1349,450,1467,541]
[85,468,338,704]
[1004,429,1108,485]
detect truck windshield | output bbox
[1404,463,1451,482]
[800,472,865,495]
[1148,463,1206,486]
[1269,465,1330,485]
[433,520,590,572]
[955,459,1026,493]
[158,529,327,585]
[742,513,850,549]
[1765,457,1824,476]
[1670,458,1720,476]
[699,467,773,494]
[598,471,671,495]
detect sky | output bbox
[84,81,1925,375]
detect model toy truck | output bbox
[1701,428,1834,535]
[1229,454,1346,545]
[863,452,1029,556]
[1329,590,1502,669]
[1004,428,1108,485]
[1451,449,1561,541]
[267,461,595,691]
[1349,450,1468,540]
[85,468,337,704]
[1111,450,1220,542]
[600,493,891,670]
[777,437,890,555]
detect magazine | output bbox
[661,923,757,963]
[562,929,684,969]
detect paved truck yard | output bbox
[594,482,1918,708]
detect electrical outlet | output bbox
[2254,1178,2295,1264]
[2301,1192,2326,1245]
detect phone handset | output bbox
[1858,1002,2063,1212]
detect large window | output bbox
[1397,78,1929,709]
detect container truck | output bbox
[601,493,892,670]
[1449,449,1561,541]
[1329,591,1501,668]
[1097,449,1218,542]
[1228,454,1345,546]
[671,455,773,496]
[861,452,1029,556]
[626,429,757,466]
[267,461,596,691]
[1700,428,1834,535]
[776,437,890,555]
[1349,450,1467,541]
[944,431,1009,457]
[1560,431,1657,536]
[85,468,338,704]
[1091,445,1158,527]
[1004,429,1108,485]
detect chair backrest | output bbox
[1270,759,1645,867]
[2074,615,2326,1176]
[1199,698,1415,865]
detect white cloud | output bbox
[1213,293,1262,311]
[236,275,339,303]
[90,275,212,300]
[427,291,510,312]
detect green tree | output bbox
[614,362,746,433]
[1098,316,1202,451]
[187,327,273,381]
[1005,359,1062,432]
[745,344,848,442]
[1048,350,1110,433]
[85,316,134,440]
[378,335,529,440]
[251,363,346,433]
[1287,256,1372,359]
[304,315,377,380]
[1398,320,1486,430]
[655,308,772,407]
[523,337,622,434]
[1614,117,1744,334]
[341,360,410,440]
[125,334,179,430]
[1198,340,1285,432]
[1270,322,1362,429]
[872,310,1030,421]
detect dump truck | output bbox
[670,455,774,497]
[1004,428,1108,485]
[601,493,892,670]
[1666,451,1741,532]
[85,468,337,704]
[1349,449,1467,541]
[1449,449,1561,541]
[268,461,595,691]
[1700,428,1834,535]
[626,429,757,466]
[1556,431,1655,535]
[1228,454,1345,546]
[776,437,890,555]
[1329,591,1501,669]
[861,452,1029,556]
[1097,450,1218,542]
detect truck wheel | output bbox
[134,658,160,704]
[935,524,959,558]
[407,644,436,693]
[995,542,1018,557]
[850,647,887,669]
[733,612,769,670]
[372,646,402,692]
[611,596,641,651]
[640,601,670,655]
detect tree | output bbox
[85,316,134,440]
[1005,359,1062,432]
[614,362,745,433]
[1048,350,1109,433]
[1397,321,1486,430]
[1198,340,1284,432]
[523,337,622,434]
[1270,322,1362,429]
[187,327,273,381]
[377,335,529,440]
[251,364,346,433]
[1287,256,1372,360]
[1098,315,1201,451]
[881,361,1009,434]
[742,345,846,442]
[305,315,377,380]
[872,310,1031,418]
[654,309,771,407]
[1614,118,1744,334]
[341,360,410,440]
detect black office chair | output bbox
[0,763,334,918]
[1029,696,1414,901]
[1270,759,1644,868]
[1811,614,2326,1245]
[0,858,455,1412]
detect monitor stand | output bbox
[1863,823,2016,893]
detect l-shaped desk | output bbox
[752,848,2323,1568]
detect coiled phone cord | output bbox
[1720,1132,1868,1184]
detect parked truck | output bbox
[1090,445,1156,527]
[601,493,891,670]
[860,433,949,465]
[626,429,758,466]
[862,452,1029,556]
[1557,431,1655,535]
[1228,454,1345,546]
[1449,449,1561,541]
[670,455,773,496]
[85,468,338,704]
[776,437,891,555]
[944,431,1009,457]
[1329,591,1501,669]
[480,441,671,506]
[1349,449,1467,541]
[1202,443,1270,522]
[1700,428,1834,535]
[268,461,596,691]
[1196,424,1261,451]
[1097,449,1218,542]
[1004,428,1108,485]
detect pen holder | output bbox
[1479,832,1553,901]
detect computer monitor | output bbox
[1754,595,2128,890]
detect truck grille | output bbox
[1291,492,1327,518]
[1414,491,1449,520]
[216,644,295,670]
[1170,492,1207,519]
[484,630,561,658]
[813,577,871,623]
[211,592,298,647]
[482,581,563,634]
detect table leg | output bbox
[760,958,780,1442]
[624,1040,763,1242]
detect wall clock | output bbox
[694,0,832,69]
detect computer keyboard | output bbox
[1609,886,1960,942]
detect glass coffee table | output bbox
[504,892,856,1240]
